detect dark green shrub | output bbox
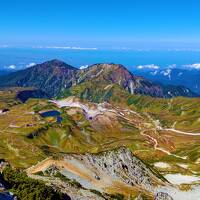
[2,166,70,200]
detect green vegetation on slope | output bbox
[2,166,69,200]
[127,95,200,132]
[1,86,200,181]
[66,81,200,132]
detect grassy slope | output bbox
[1,86,200,177]
[60,82,200,170]
[0,88,141,168]
[0,89,21,109]
[64,81,200,132]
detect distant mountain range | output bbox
[0,59,197,98]
[0,70,12,76]
[133,67,200,95]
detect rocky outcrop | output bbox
[27,147,167,198]
[154,192,173,200]
[77,147,164,192]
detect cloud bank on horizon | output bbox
[183,63,200,69]
[34,46,98,50]
[137,64,160,69]
[136,63,200,70]
[3,60,200,72]
[26,62,36,68]
[7,65,16,69]
[4,62,37,70]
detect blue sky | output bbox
[1,0,200,49]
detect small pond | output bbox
[40,110,62,123]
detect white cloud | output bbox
[183,63,200,69]
[79,65,89,70]
[26,62,36,68]
[71,47,98,50]
[168,48,200,52]
[113,47,132,50]
[137,64,160,69]
[34,46,98,50]
[7,65,16,69]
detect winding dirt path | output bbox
[161,128,200,136]
[140,131,187,160]
[147,113,200,136]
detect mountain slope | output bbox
[0,60,196,98]
[77,63,164,97]
[0,60,78,97]
[0,89,200,199]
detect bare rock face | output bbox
[62,147,165,193]
[154,192,174,200]
[86,148,158,191]
[27,147,170,199]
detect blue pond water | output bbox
[40,110,62,123]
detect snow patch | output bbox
[80,65,89,69]
[161,69,171,79]
[26,62,36,68]
[151,70,158,75]
[164,174,200,185]
[156,186,200,200]
[154,162,170,168]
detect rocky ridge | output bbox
[0,60,196,98]
[27,147,173,199]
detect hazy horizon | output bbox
[1,47,200,71]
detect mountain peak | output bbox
[0,59,78,97]
[85,63,134,80]
[76,62,164,97]
[38,59,77,70]
[89,63,129,71]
